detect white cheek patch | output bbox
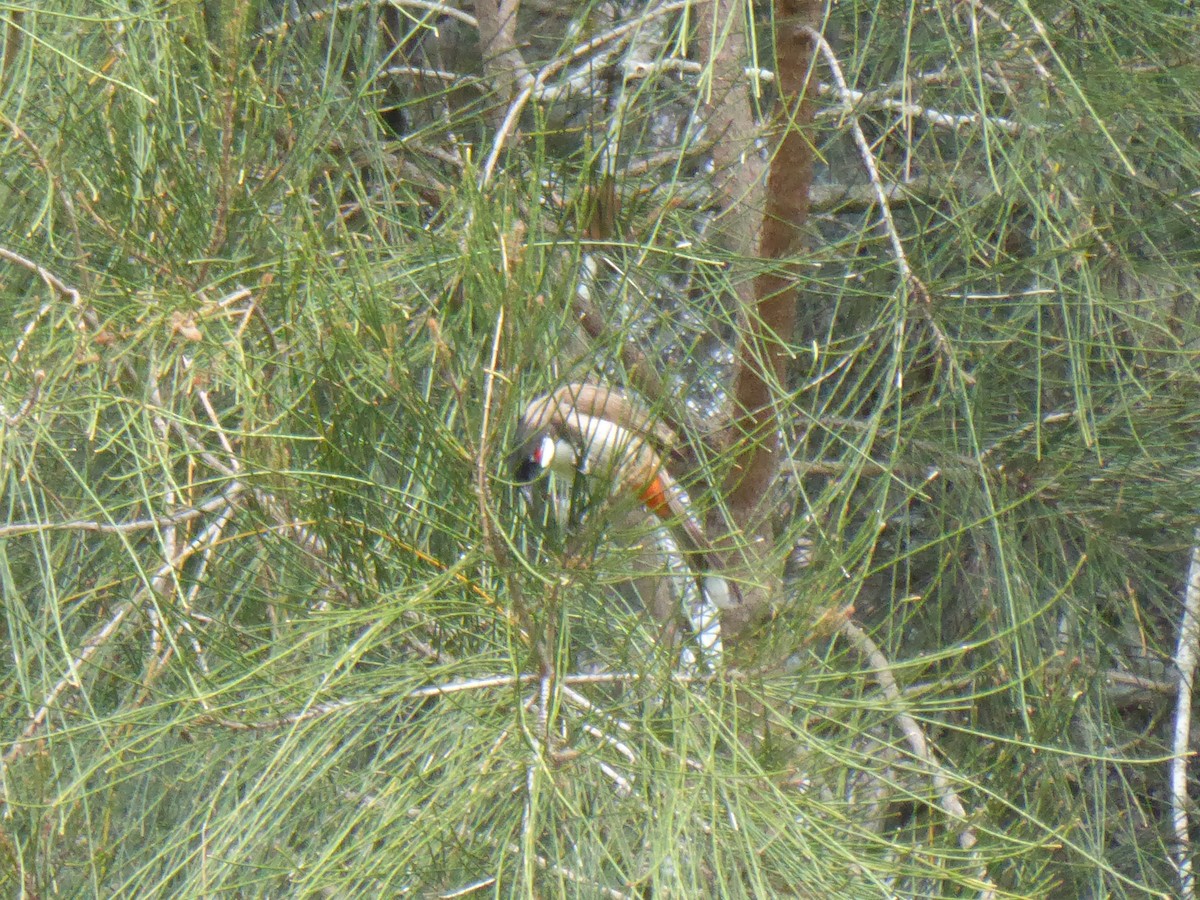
[536,434,556,469]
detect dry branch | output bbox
[838,619,979,851]
[473,0,527,114]
[1171,535,1200,897]
[805,28,975,388]
[3,501,241,764]
[478,0,693,185]
[0,245,81,305]
[256,0,479,39]
[0,487,244,539]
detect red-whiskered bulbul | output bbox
[509,382,740,609]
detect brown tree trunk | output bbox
[700,0,819,636]
[474,0,527,114]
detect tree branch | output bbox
[709,0,818,631]
[1172,534,1200,897]
[806,28,975,388]
[473,0,527,111]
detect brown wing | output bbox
[549,382,678,451]
[515,390,565,438]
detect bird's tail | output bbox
[639,470,741,608]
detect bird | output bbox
[509,382,740,610]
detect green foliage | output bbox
[0,0,1197,896]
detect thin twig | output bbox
[959,0,1056,88]
[479,0,691,185]
[838,618,982,857]
[517,846,631,900]
[176,504,235,677]
[197,673,541,731]
[0,112,85,264]
[197,388,239,466]
[805,29,975,388]
[150,381,183,692]
[1171,534,1200,897]
[561,685,635,757]
[479,80,535,187]
[4,505,238,763]
[537,669,552,754]
[1,368,44,427]
[623,56,1030,135]
[197,669,724,732]
[5,299,52,383]
[0,486,244,539]
[380,64,484,88]
[1104,668,1177,698]
[473,303,533,627]
[0,245,81,305]
[814,80,1029,135]
[255,0,478,40]
[9,602,134,755]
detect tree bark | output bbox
[700,0,819,635]
[474,0,528,113]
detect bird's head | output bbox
[509,427,576,484]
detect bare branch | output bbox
[0,112,85,264]
[195,670,724,732]
[838,618,985,866]
[806,28,975,387]
[1171,534,1200,897]
[4,504,239,763]
[475,306,516,595]
[625,57,1031,135]
[256,0,479,40]
[0,486,245,539]
[0,244,81,305]
[479,0,693,185]
[1,368,44,428]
